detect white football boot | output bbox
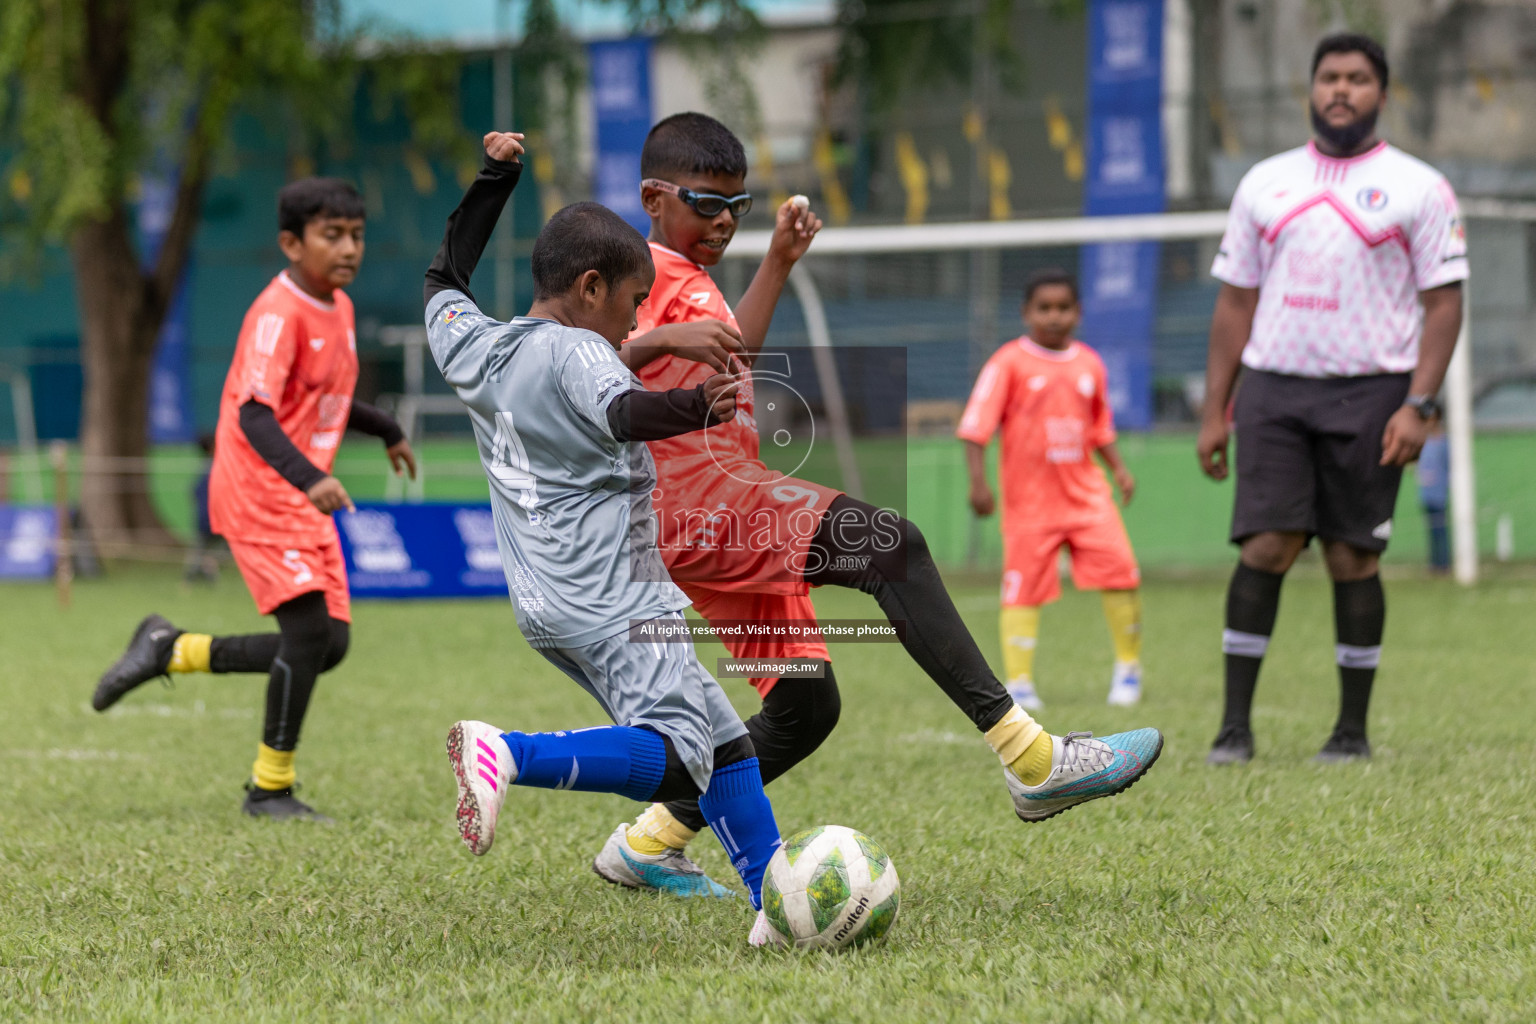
[1106,660,1143,706]
[749,910,788,948]
[591,823,734,898]
[445,720,516,855]
[1005,728,1163,822]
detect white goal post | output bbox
[723,203,1533,586]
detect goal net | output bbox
[715,204,1536,584]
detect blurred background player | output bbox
[424,130,788,944]
[1198,34,1467,764]
[1417,425,1451,574]
[92,178,416,821]
[959,269,1144,711]
[591,114,1164,898]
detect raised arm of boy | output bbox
[730,198,823,354]
[423,132,526,305]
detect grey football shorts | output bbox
[538,611,747,792]
[1231,369,1412,552]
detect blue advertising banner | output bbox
[0,506,56,579]
[588,37,655,234]
[335,503,507,600]
[1079,0,1165,430]
[137,175,195,444]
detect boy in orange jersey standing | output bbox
[959,269,1144,711]
[94,179,415,821]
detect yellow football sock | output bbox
[627,802,697,855]
[1101,589,1142,664]
[984,705,1053,786]
[168,633,212,674]
[251,743,295,792]
[1000,605,1041,687]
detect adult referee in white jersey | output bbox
[1197,33,1468,764]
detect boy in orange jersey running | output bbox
[959,268,1144,712]
[93,178,415,821]
[590,114,1163,898]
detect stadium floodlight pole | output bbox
[1446,303,1477,585]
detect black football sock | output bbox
[212,617,348,674]
[664,667,841,833]
[260,592,334,757]
[210,634,281,674]
[1332,574,1384,739]
[804,496,1015,733]
[1221,562,1286,733]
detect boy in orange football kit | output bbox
[590,114,1162,897]
[959,269,1144,711]
[93,179,415,821]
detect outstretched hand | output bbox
[768,197,822,266]
[484,131,525,163]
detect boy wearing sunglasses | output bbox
[591,112,1163,900]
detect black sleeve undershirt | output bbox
[239,400,327,494]
[346,400,405,447]
[239,400,405,496]
[424,154,523,306]
[605,384,727,442]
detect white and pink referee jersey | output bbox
[1211,140,1469,378]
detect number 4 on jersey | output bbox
[490,412,542,524]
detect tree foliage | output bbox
[833,0,1084,114]
[0,0,465,552]
[0,0,462,265]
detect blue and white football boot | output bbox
[1006,728,1163,822]
[592,823,735,898]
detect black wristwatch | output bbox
[1404,394,1442,420]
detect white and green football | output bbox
[761,825,900,950]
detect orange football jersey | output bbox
[956,337,1117,529]
[209,271,359,545]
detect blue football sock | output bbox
[697,756,782,909]
[499,727,666,801]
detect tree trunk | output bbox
[71,211,179,560]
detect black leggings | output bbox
[657,495,1012,831]
[649,733,759,804]
[802,494,1013,733]
[206,591,350,754]
[663,669,842,831]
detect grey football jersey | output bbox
[425,289,686,648]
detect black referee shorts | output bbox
[1231,369,1412,552]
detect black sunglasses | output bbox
[641,178,753,219]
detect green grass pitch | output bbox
[3,565,1535,1022]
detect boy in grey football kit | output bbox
[424,289,746,789]
[429,131,789,941]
